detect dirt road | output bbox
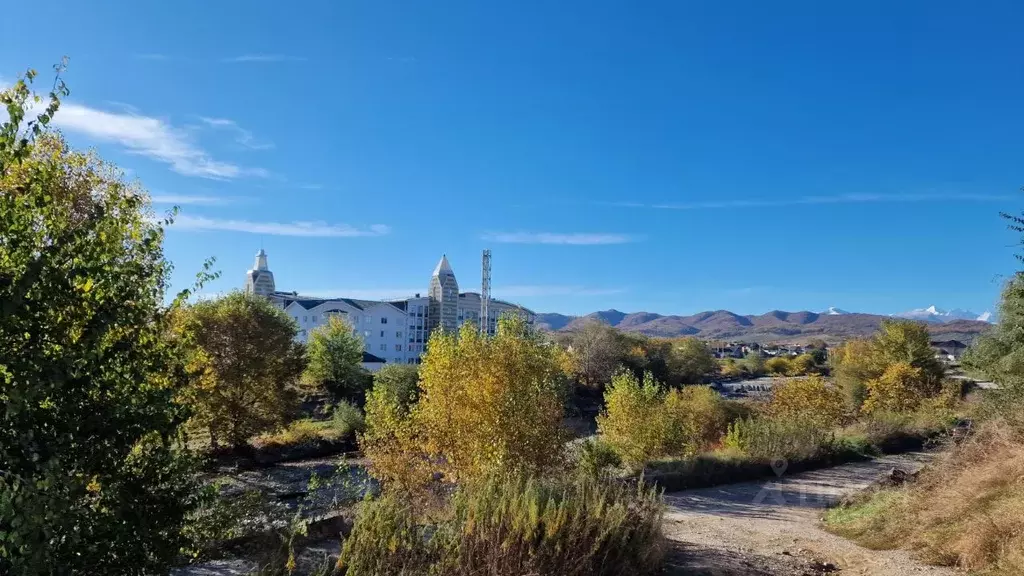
[661,452,957,576]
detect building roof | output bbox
[433,254,454,276]
[362,351,387,364]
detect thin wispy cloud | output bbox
[170,215,390,237]
[133,53,170,61]
[150,194,233,206]
[610,192,1013,211]
[482,231,635,245]
[221,54,306,63]
[52,102,266,179]
[496,285,627,298]
[199,117,273,150]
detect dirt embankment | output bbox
[661,452,957,576]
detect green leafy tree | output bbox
[739,352,765,376]
[371,363,420,410]
[963,273,1024,425]
[667,337,720,384]
[303,314,371,400]
[0,68,206,574]
[176,292,305,449]
[765,356,793,375]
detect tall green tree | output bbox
[0,68,205,574]
[303,314,370,400]
[175,292,306,449]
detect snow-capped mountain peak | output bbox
[823,306,849,315]
[895,306,994,324]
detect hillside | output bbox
[534,309,991,343]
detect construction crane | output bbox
[481,249,491,335]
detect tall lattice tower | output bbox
[481,249,492,335]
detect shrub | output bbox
[764,356,793,375]
[664,386,729,455]
[338,474,664,576]
[724,416,835,462]
[332,400,366,439]
[0,70,204,573]
[362,316,570,488]
[790,353,817,375]
[739,352,765,377]
[597,371,668,467]
[252,419,327,449]
[767,376,846,428]
[573,437,622,479]
[862,361,934,414]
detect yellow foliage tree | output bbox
[765,356,793,375]
[664,386,729,455]
[362,315,570,487]
[789,353,817,376]
[596,371,667,467]
[862,361,930,413]
[767,376,846,427]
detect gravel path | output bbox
[661,452,958,576]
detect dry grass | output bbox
[251,418,343,449]
[825,419,1024,575]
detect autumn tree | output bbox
[872,319,944,390]
[664,386,729,454]
[303,314,370,400]
[862,362,930,413]
[0,68,204,574]
[790,353,818,375]
[363,315,570,487]
[597,371,668,467]
[831,339,881,410]
[739,352,766,376]
[564,320,625,390]
[667,337,720,384]
[767,376,846,427]
[175,292,306,449]
[765,356,794,375]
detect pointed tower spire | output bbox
[433,254,454,276]
[246,248,275,297]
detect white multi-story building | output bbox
[245,251,534,370]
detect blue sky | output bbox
[3,0,1022,316]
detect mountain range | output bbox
[893,305,993,324]
[534,308,992,343]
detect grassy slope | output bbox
[824,419,1024,574]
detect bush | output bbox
[332,400,366,439]
[724,416,835,462]
[862,361,935,414]
[338,474,664,576]
[597,371,668,467]
[764,356,793,375]
[0,71,204,573]
[252,419,328,449]
[362,316,570,489]
[664,386,729,455]
[573,437,622,479]
[767,376,846,427]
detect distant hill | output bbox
[534,308,992,344]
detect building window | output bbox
[380,330,385,338]
[366,316,372,324]
[396,331,402,338]
[380,344,386,351]
[395,344,401,351]
[381,317,388,324]
[312,316,317,322]
[303,316,308,322]
[364,331,371,338]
